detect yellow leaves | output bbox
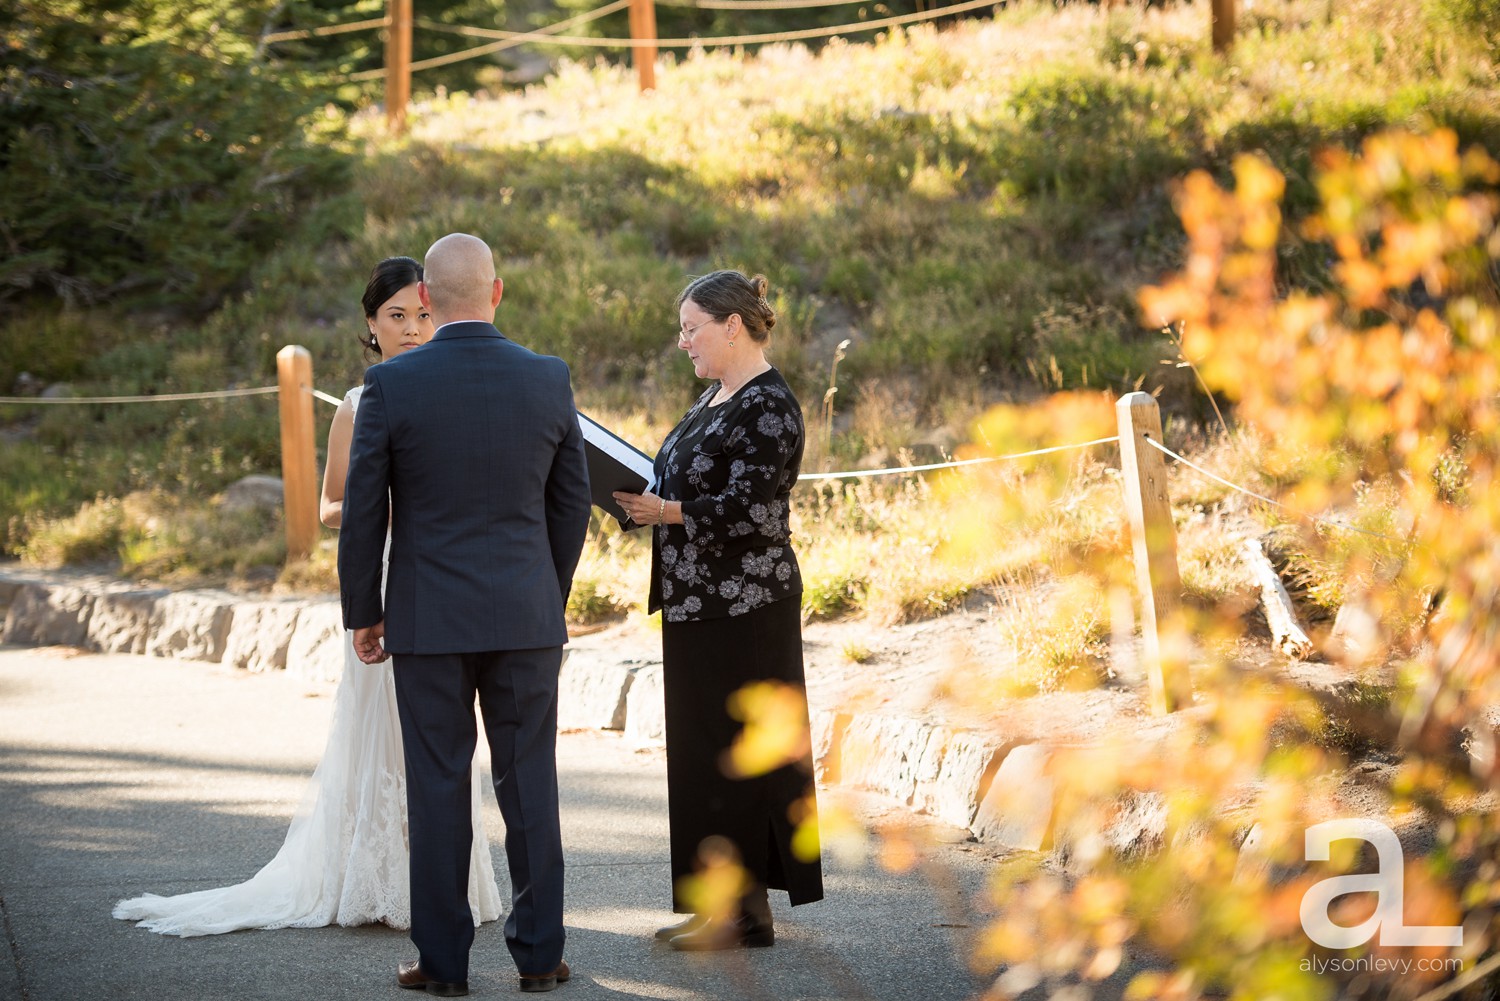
[1124,970,1200,1001]
[1084,944,1124,981]
[973,917,1037,972]
[722,680,811,779]
[788,789,830,864]
[1075,874,1130,924]
[674,836,750,922]
[958,124,1500,995]
[938,392,1125,591]
[968,390,1117,462]
[874,818,921,873]
[1140,154,1287,402]
[1334,257,1387,311]
[1150,127,1499,547]
[1233,154,1287,237]
[1311,128,1500,315]
[1222,152,1281,225]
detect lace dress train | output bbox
[112,630,505,936]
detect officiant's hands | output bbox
[613,490,680,527]
[353,623,389,664]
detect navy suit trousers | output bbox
[393,647,566,982]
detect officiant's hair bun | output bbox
[360,256,425,357]
[677,270,777,344]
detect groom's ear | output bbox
[491,277,504,308]
[418,281,434,310]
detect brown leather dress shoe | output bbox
[519,959,571,993]
[654,914,708,941]
[668,913,775,951]
[396,959,469,997]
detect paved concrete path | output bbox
[0,644,995,1001]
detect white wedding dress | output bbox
[113,386,504,936]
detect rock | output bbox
[40,382,73,400]
[623,663,665,745]
[0,577,28,612]
[3,584,95,647]
[558,649,637,730]
[11,372,42,397]
[837,714,936,805]
[221,475,284,514]
[284,602,346,684]
[221,600,304,672]
[1326,596,1382,667]
[498,50,553,86]
[87,588,168,655]
[1103,790,1168,860]
[810,710,852,784]
[145,592,236,662]
[911,728,1003,830]
[1234,822,1272,884]
[972,744,1054,850]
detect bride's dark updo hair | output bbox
[360,256,423,358]
[676,270,777,344]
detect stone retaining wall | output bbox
[0,567,1231,858]
[1,578,345,682]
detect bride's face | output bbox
[369,282,434,359]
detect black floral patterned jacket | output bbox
[647,368,805,622]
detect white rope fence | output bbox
[391,0,999,61]
[348,0,632,81]
[312,388,1122,481]
[0,387,279,405]
[261,0,946,50]
[1142,435,1408,544]
[0,386,342,407]
[662,0,873,8]
[0,384,1415,541]
[260,0,1004,83]
[262,16,390,43]
[797,434,1120,482]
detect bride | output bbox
[114,257,504,936]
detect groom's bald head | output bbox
[420,233,503,325]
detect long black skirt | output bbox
[661,596,824,911]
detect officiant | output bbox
[613,269,823,952]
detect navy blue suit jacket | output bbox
[338,321,592,654]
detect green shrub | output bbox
[18,496,127,567]
[0,441,80,553]
[116,494,284,581]
[822,257,881,308]
[802,573,870,620]
[19,490,284,582]
[566,578,630,626]
[841,641,874,664]
[1427,0,1500,47]
[0,0,351,308]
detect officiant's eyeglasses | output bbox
[678,318,721,341]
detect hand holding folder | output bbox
[577,412,655,529]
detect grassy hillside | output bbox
[2,0,1496,603]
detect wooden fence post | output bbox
[277,345,319,563]
[1116,392,1190,714]
[385,0,413,134]
[628,0,658,92]
[1211,0,1236,52]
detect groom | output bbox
[340,233,591,996]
